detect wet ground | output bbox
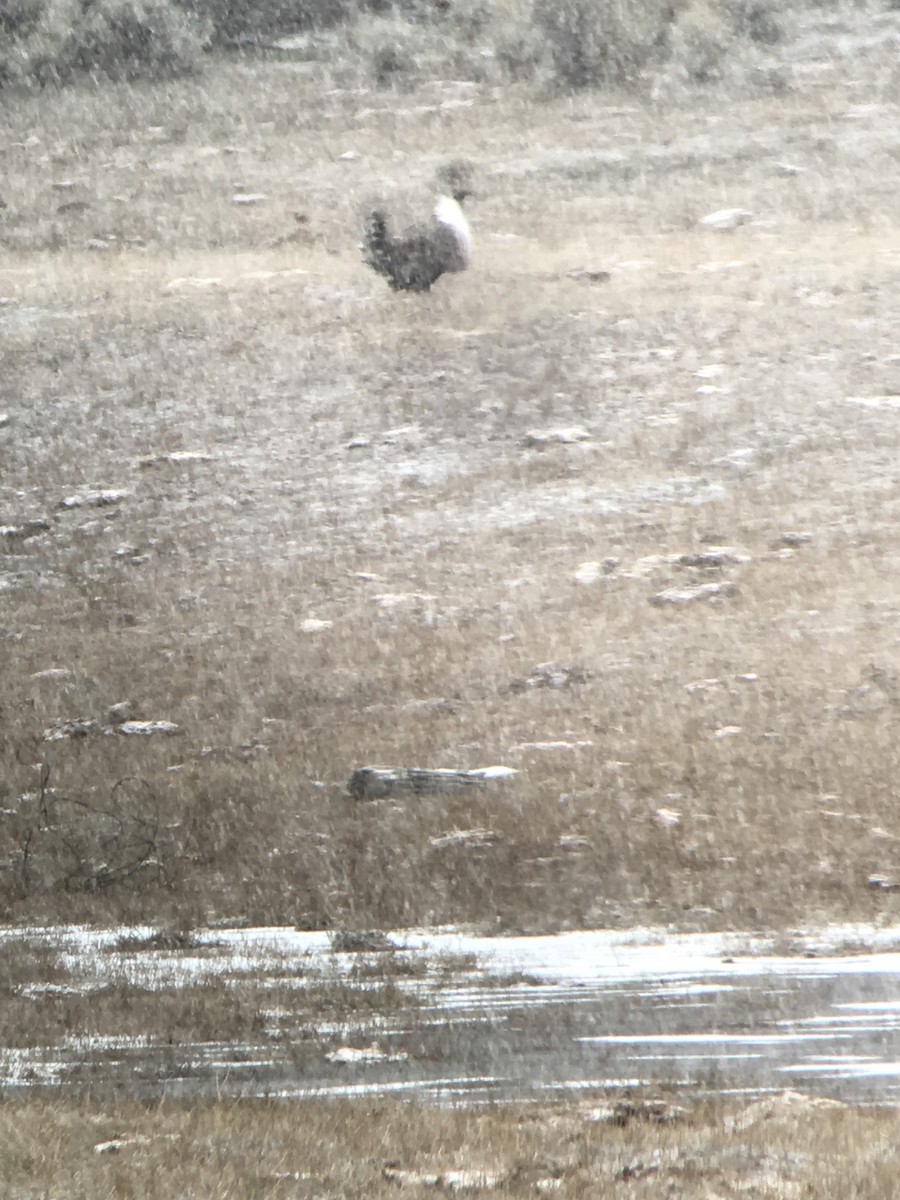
[4,925,900,1104]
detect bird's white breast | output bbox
[433,195,473,266]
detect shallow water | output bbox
[4,925,900,1103]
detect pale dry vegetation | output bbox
[3,2,900,935]
[3,1091,900,1199]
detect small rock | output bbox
[383,1165,502,1190]
[105,701,133,726]
[510,662,588,691]
[654,807,682,828]
[773,161,804,176]
[867,874,899,892]
[232,193,267,205]
[565,268,611,283]
[523,426,591,447]
[299,618,332,633]
[338,150,359,161]
[42,718,102,741]
[166,277,222,290]
[675,547,749,567]
[326,1044,407,1064]
[139,450,214,467]
[558,834,592,851]
[373,592,436,609]
[59,489,130,510]
[573,559,618,584]
[773,531,812,548]
[429,828,503,850]
[1,518,51,542]
[698,208,753,230]
[714,725,742,738]
[346,436,371,450]
[650,581,737,606]
[510,740,593,753]
[0,413,10,428]
[116,720,179,736]
[468,765,518,780]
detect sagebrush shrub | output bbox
[532,0,677,90]
[0,0,209,86]
[174,0,353,44]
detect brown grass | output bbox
[3,4,900,932]
[2,1092,900,1199]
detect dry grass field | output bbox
[3,1090,900,1199]
[4,0,900,936]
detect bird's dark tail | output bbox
[362,209,394,279]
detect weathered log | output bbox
[347,765,516,801]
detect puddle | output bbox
[3,925,900,1103]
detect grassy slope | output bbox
[3,1092,900,1199]
[3,7,900,931]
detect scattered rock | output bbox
[867,874,899,892]
[166,276,222,290]
[116,720,179,736]
[1,518,51,542]
[773,531,812,548]
[650,581,737,606]
[347,765,516,800]
[383,1164,503,1190]
[59,489,131,510]
[557,834,592,852]
[429,828,504,850]
[509,662,588,692]
[299,618,332,633]
[674,547,749,568]
[565,268,611,283]
[523,426,591,447]
[139,451,214,468]
[94,1136,151,1154]
[573,559,618,584]
[373,592,436,609]
[105,701,133,726]
[584,1098,689,1125]
[326,1044,408,1064]
[509,740,593,753]
[698,208,754,230]
[42,718,102,741]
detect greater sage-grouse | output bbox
[362,161,473,293]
